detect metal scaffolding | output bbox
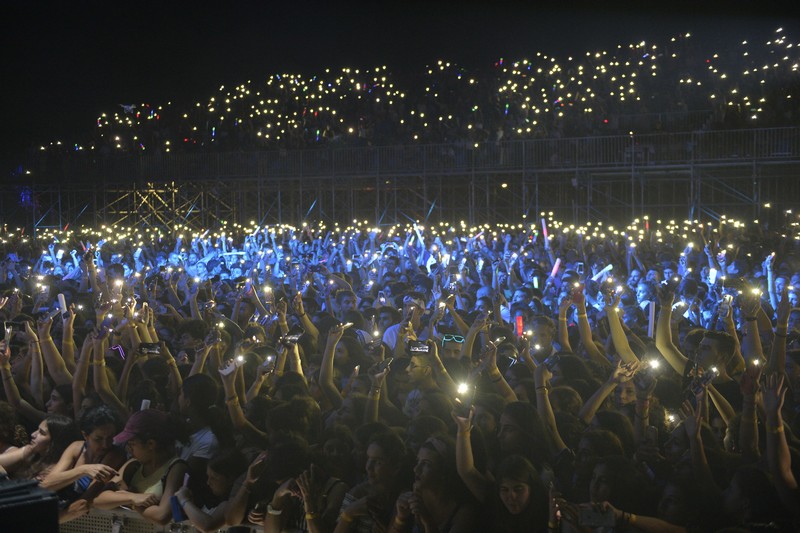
[5,127,799,235]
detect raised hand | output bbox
[681,399,703,440]
[762,373,787,416]
[609,359,639,385]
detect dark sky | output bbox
[1,1,795,168]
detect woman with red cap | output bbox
[93,409,188,525]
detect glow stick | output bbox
[647,301,656,338]
[550,258,561,279]
[541,218,548,239]
[591,264,614,281]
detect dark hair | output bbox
[502,402,551,468]
[208,448,249,482]
[593,411,635,458]
[79,406,119,436]
[494,455,548,530]
[581,429,625,458]
[0,401,20,445]
[40,415,81,466]
[176,319,209,342]
[181,373,234,447]
[702,330,737,364]
[593,455,651,514]
[419,435,472,503]
[368,430,407,465]
[265,433,310,482]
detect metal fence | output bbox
[29,127,800,184]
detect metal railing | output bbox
[28,127,800,184]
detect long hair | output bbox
[493,455,548,533]
[181,373,234,448]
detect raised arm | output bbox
[604,293,638,365]
[578,360,638,424]
[451,408,490,503]
[763,373,800,513]
[556,293,573,353]
[60,308,77,373]
[654,290,689,376]
[72,332,94,419]
[36,317,73,385]
[768,287,791,377]
[0,339,46,423]
[534,364,568,454]
[319,324,346,409]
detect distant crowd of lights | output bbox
[1,205,797,260]
[37,27,799,154]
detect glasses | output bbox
[442,334,465,344]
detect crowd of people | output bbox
[33,27,799,157]
[0,213,799,532]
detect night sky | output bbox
[1,1,795,170]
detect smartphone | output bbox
[170,495,188,522]
[407,340,430,354]
[375,357,394,373]
[220,354,246,376]
[575,262,584,276]
[579,506,616,528]
[543,355,560,372]
[645,425,658,447]
[280,325,305,345]
[139,342,162,355]
[454,383,475,418]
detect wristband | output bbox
[267,504,283,516]
[745,316,757,322]
[536,385,549,392]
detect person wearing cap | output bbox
[93,409,188,525]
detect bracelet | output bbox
[536,385,549,392]
[745,316,758,322]
[226,397,239,406]
[775,332,788,338]
[767,424,784,434]
[267,503,283,516]
[297,312,306,317]
[577,313,587,318]
[339,511,354,523]
[558,317,567,321]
